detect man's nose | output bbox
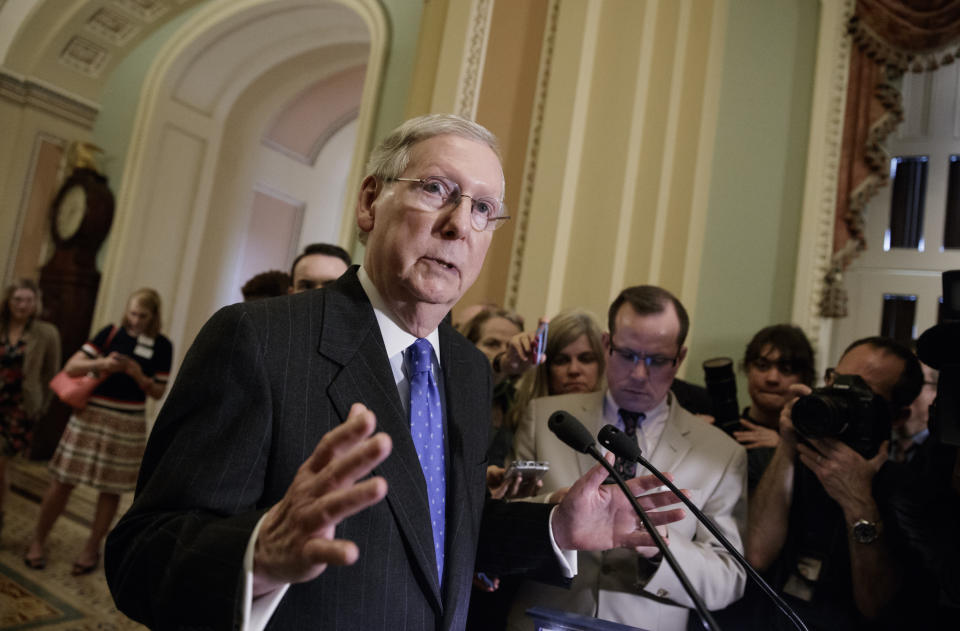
[630,360,650,379]
[440,196,473,238]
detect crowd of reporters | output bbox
[451,291,956,631]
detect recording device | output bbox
[503,460,550,496]
[791,374,891,458]
[533,321,549,365]
[703,357,741,433]
[917,269,960,446]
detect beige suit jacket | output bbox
[507,390,747,631]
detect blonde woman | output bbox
[500,309,606,432]
[25,288,172,575]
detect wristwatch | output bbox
[851,518,882,544]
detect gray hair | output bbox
[365,113,502,187]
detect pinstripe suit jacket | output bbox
[105,268,558,630]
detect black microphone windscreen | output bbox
[598,424,642,460]
[548,411,596,454]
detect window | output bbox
[886,156,927,251]
[881,294,917,345]
[944,155,960,249]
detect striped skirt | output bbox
[48,405,146,493]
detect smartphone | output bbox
[533,321,549,365]
[504,460,550,497]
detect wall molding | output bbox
[0,69,99,128]
[454,0,494,120]
[793,0,854,356]
[505,0,561,310]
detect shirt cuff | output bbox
[548,505,578,578]
[242,514,290,631]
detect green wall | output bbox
[93,6,204,188]
[687,0,819,398]
[370,0,424,142]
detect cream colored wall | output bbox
[412,0,820,398]
[501,0,728,341]
[185,47,363,339]
[459,0,549,315]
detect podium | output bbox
[526,607,650,631]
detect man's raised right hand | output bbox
[252,403,392,596]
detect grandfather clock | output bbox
[31,144,115,460]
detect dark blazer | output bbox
[105,268,558,630]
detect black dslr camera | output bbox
[791,374,891,458]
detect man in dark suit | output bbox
[105,114,684,630]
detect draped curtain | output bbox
[821,0,960,317]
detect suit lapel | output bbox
[318,270,443,611]
[438,324,488,625]
[648,397,692,476]
[575,393,605,477]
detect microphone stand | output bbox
[549,411,721,630]
[599,425,809,631]
[589,448,722,631]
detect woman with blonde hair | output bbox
[500,308,607,433]
[25,288,172,575]
[0,279,60,533]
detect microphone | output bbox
[548,410,597,454]
[598,424,809,631]
[548,411,721,631]
[597,423,641,462]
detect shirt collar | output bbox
[602,390,670,424]
[357,266,441,364]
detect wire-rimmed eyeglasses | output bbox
[387,175,510,232]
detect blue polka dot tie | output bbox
[406,338,446,582]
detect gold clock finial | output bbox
[66,141,104,173]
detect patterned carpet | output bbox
[0,483,144,630]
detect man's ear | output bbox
[602,332,610,352]
[356,175,380,234]
[676,346,688,368]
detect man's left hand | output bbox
[797,438,887,519]
[552,453,685,551]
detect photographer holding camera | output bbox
[746,336,922,630]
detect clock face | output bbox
[56,185,87,240]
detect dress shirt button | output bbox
[656,588,669,598]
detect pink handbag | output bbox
[49,371,107,409]
[49,326,118,410]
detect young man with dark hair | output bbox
[288,243,352,293]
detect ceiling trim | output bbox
[0,68,99,128]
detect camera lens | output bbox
[703,357,739,431]
[792,393,849,438]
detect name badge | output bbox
[134,335,155,359]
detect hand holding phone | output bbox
[532,321,549,365]
[503,460,550,498]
